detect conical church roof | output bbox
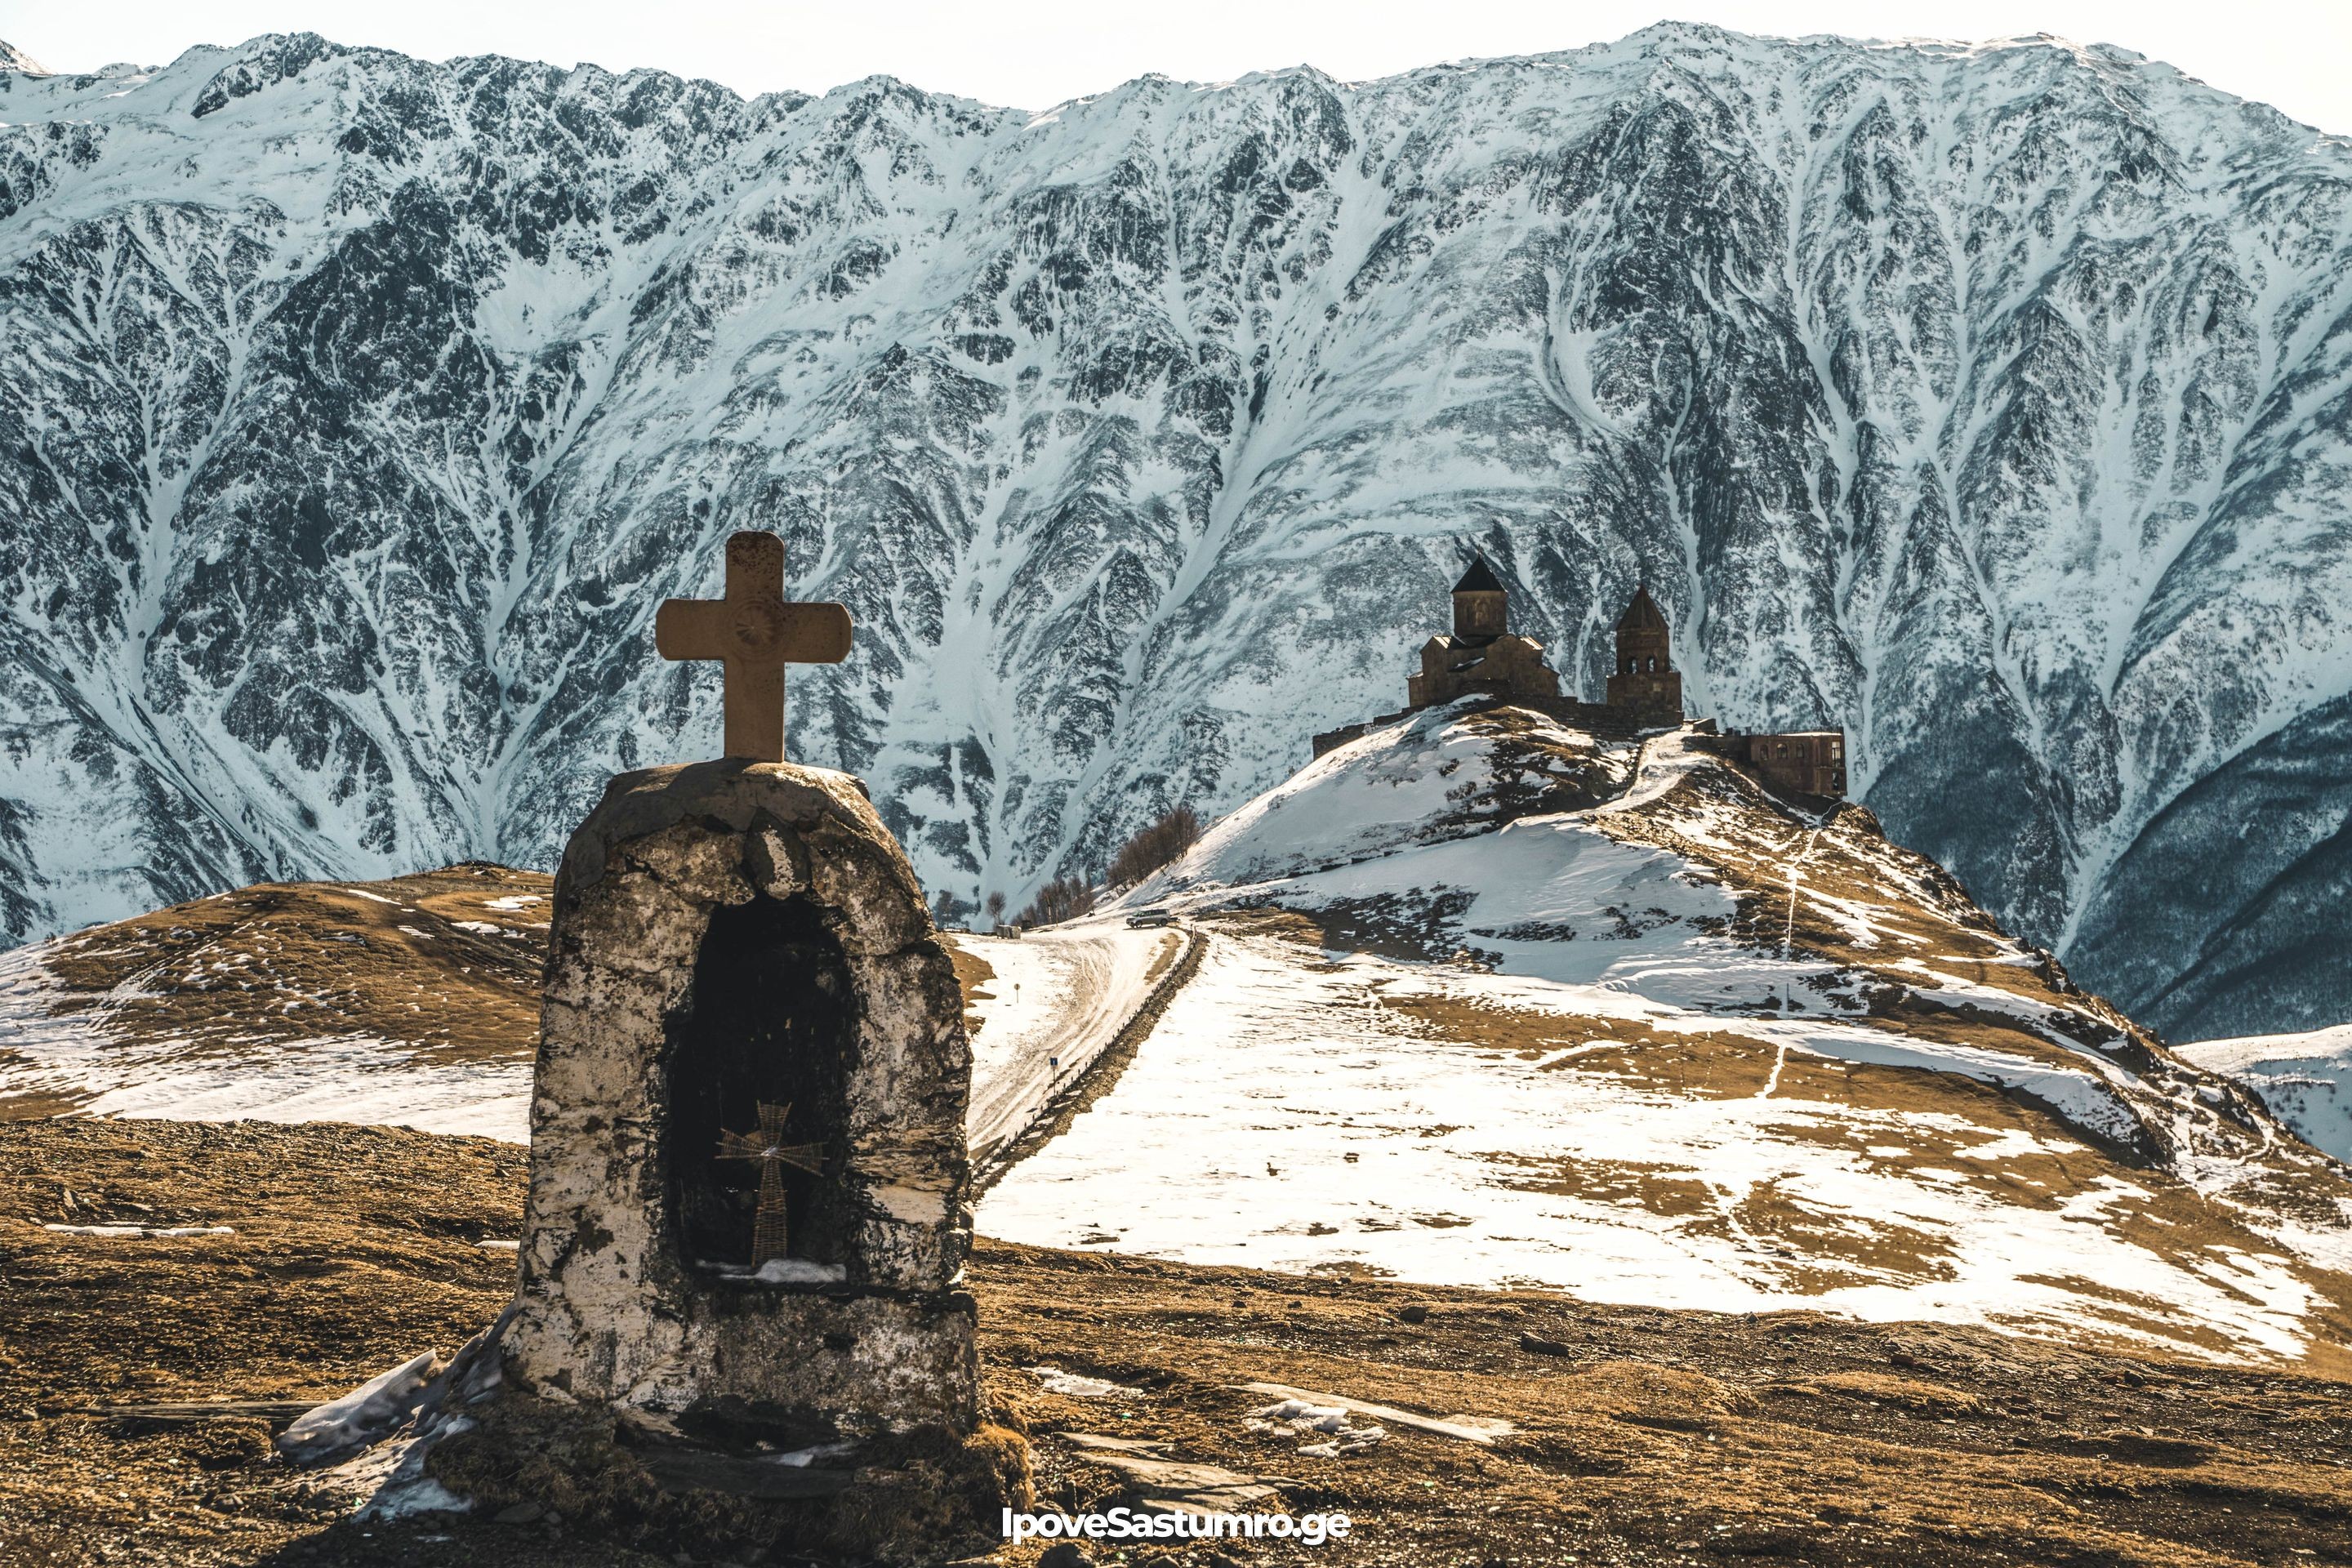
[1453,554,1505,595]
[1617,585,1668,630]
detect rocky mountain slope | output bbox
[3,26,2351,1041]
[2180,1022,2352,1164]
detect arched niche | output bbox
[665,892,857,1279]
[507,760,978,1432]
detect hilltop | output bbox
[0,862,551,1138]
[985,703,2352,1371]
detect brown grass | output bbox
[25,864,554,1071]
[2,1118,2348,1566]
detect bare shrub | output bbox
[1106,804,1204,889]
[1016,875,1095,928]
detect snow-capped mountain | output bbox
[2180,1024,2352,1163]
[2,25,2350,1042]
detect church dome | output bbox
[1617,586,1668,630]
[1452,555,1506,595]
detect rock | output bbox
[1395,1303,1429,1324]
[1517,1332,1575,1357]
[492,1500,544,1525]
[431,1395,1031,1564]
[1040,1544,1094,1567]
[182,1419,274,1472]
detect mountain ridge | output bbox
[3,24,2350,1041]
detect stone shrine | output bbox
[502,761,980,1432]
[426,532,1027,1564]
[502,532,981,1437]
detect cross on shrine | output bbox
[715,1101,828,1265]
[655,532,853,761]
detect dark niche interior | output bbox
[666,891,858,1278]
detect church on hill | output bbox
[1404,555,1564,710]
[1403,556,1684,725]
[1312,554,1846,800]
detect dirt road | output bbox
[952,919,1181,1165]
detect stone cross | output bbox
[655,532,853,761]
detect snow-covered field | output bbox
[2180,1026,2352,1164]
[980,933,2321,1361]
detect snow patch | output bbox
[42,1223,234,1237]
[2180,1025,2352,1164]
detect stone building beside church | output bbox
[1312,555,1849,800]
[1744,731,1847,796]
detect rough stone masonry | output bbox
[502,758,979,1435]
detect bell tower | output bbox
[1604,586,1684,722]
[1451,554,1508,641]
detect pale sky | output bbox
[6,0,2350,135]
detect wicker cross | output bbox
[715,1101,827,1265]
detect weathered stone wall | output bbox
[505,760,978,1432]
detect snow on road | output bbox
[978,932,2323,1364]
[955,920,1177,1162]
